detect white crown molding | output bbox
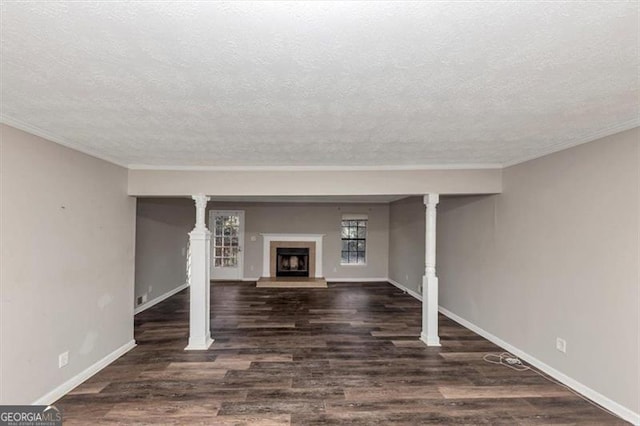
[0,114,128,167]
[502,119,640,168]
[32,339,136,405]
[439,306,640,425]
[126,163,503,172]
[4,114,636,173]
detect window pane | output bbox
[223,237,231,246]
[341,217,367,264]
[215,247,222,257]
[214,257,222,267]
[357,227,366,238]
[215,237,223,246]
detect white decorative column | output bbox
[420,193,441,346]
[185,194,214,351]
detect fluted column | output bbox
[185,194,214,350]
[420,193,441,346]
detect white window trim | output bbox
[340,214,368,266]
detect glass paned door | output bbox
[210,210,244,280]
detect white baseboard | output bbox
[387,278,422,301]
[33,339,136,405]
[134,283,189,315]
[438,306,640,425]
[326,277,388,282]
[242,277,260,282]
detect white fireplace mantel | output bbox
[261,233,324,278]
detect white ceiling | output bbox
[1,1,638,169]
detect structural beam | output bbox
[185,194,214,350]
[420,193,441,346]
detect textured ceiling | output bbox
[1,1,638,168]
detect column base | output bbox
[419,332,441,347]
[185,336,214,351]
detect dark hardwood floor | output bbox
[57,282,626,425]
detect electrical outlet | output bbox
[58,351,69,368]
[405,274,409,282]
[142,293,148,303]
[556,337,567,353]
[148,285,153,294]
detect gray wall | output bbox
[134,199,193,308]
[0,124,136,404]
[388,196,425,294]
[437,128,639,414]
[133,200,389,300]
[211,202,389,280]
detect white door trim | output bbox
[209,210,245,280]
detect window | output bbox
[341,215,367,264]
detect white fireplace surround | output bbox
[261,233,324,278]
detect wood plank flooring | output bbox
[56,282,627,425]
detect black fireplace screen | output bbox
[276,247,310,277]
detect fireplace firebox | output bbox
[276,247,310,277]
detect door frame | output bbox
[209,210,245,280]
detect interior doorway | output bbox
[209,210,245,280]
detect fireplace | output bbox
[276,247,309,277]
[262,234,323,278]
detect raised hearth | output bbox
[256,277,328,288]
